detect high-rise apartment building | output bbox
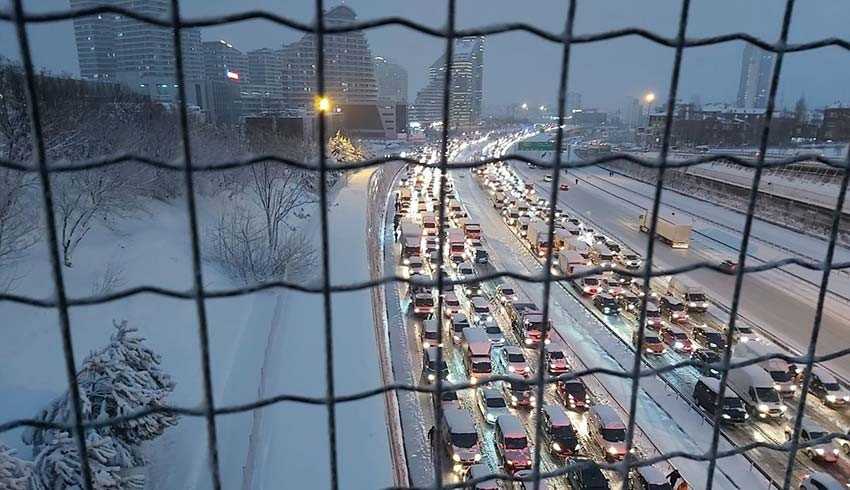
[69,0,203,104]
[280,5,379,112]
[243,48,285,116]
[201,39,248,123]
[736,44,775,109]
[412,37,484,128]
[374,56,408,104]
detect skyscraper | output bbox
[201,39,247,123]
[280,5,379,112]
[69,0,203,104]
[736,44,775,109]
[374,56,408,105]
[412,37,485,128]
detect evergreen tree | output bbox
[0,443,30,490]
[29,431,143,490]
[25,320,178,465]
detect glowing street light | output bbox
[539,105,546,112]
[521,102,528,110]
[316,95,332,113]
[644,92,656,104]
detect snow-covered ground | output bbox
[252,167,393,489]
[0,170,392,488]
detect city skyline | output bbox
[4,0,850,112]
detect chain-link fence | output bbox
[1,0,850,488]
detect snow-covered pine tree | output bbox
[0,443,30,490]
[25,320,178,464]
[29,431,143,490]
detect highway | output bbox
[510,136,850,381]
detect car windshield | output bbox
[723,397,745,409]
[472,360,492,373]
[647,484,673,490]
[705,332,724,343]
[601,428,626,442]
[508,352,526,363]
[486,325,501,334]
[452,432,478,448]
[646,309,661,317]
[700,351,721,363]
[769,371,793,383]
[808,431,828,441]
[673,332,688,340]
[417,297,434,306]
[603,298,617,306]
[563,382,585,397]
[486,397,507,408]
[824,382,841,391]
[551,424,574,440]
[689,293,706,302]
[475,304,489,313]
[424,330,438,340]
[446,298,460,307]
[755,387,781,403]
[428,359,449,371]
[501,288,515,296]
[667,302,684,311]
[584,278,599,286]
[549,350,565,360]
[624,254,639,260]
[505,436,528,449]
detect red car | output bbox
[559,183,569,191]
[495,414,532,474]
[546,346,570,376]
[660,325,693,354]
[500,346,530,377]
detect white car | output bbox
[800,472,846,490]
[477,386,510,424]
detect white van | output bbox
[727,360,787,420]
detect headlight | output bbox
[607,447,618,455]
[710,343,717,348]
[525,338,533,345]
[470,376,478,385]
[780,405,788,412]
[511,395,518,403]
[452,453,461,462]
[689,302,696,307]
[816,448,825,455]
[486,413,496,423]
[827,395,837,402]
[423,342,431,349]
[645,348,654,353]
[834,448,840,455]
[758,404,769,412]
[844,395,849,401]
[474,453,482,462]
[603,307,610,313]
[508,365,516,372]
[427,374,436,381]
[774,384,782,391]
[552,442,562,452]
[674,342,684,349]
[722,414,731,419]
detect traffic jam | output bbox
[391,161,683,489]
[389,134,850,489]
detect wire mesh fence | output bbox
[1,0,850,489]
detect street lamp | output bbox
[643,92,656,104]
[316,95,332,113]
[521,102,528,110]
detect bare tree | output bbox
[90,260,127,296]
[249,162,313,251]
[205,205,316,285]
[0,169,38,267]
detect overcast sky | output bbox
[2,0,850,112]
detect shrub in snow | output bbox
[29,431,143,490]
[24,320,178,465]
[0,443,31,489]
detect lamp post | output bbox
[643,92,656,149]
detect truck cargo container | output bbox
[638,212,692,248]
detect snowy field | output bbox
[0,170,392,488]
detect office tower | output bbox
[736,44,775,109]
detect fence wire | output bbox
[2,1,850,489]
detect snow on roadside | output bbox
[253,168,393,489]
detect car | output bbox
[632,466,672,490]
[644,302,663,329]
[593,293,620,316]
[431,406,482,475]
[498,346,530,378]
[477,386,510,425]
[503,379,536,409]
[559,183,569,191]
[810,367,850,407]
[442,292,462,318]
[720,259,738,273]
[660,295,689,323]
[482,318,505,347]
[692,376,749,424]
[635,330,666,356]
[538,405,579,459]
[421,347,449,384]
[565,457,610,489]
[468,296,493,323]
[660,325,693,354]
[512,469,553,490]
[545,346,570,376]
[543,174,552,182]
[419,319,443,349]
[407,256,426,276]
[616,290,641,314]
[692,349,722,378]
[494,415,532,474]
[557,378,588,411]
[496,283,517,306]
[587,405,629,461]
[466,464,500,490]
[691,326,727,352]
[785,419,840,463]
[448,313,471,344]
[574,275,601,296]
[800,472,846,490]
